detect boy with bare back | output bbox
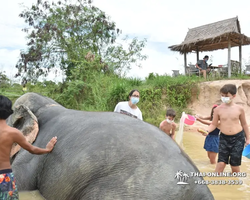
[0,95,57,199]
[159,108,177,140]
[208,84,250,173]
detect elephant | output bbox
[7,92,214,200]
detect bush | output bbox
[3,74,201,127]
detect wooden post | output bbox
[239,38,242,74]
[184,52,187,75]
[196,47,199,61]
[228,40,231,78]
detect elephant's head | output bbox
[7,92,61,158]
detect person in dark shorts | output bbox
[196,105,220,164]
[0,95,57,199]
[219,130,245,166]
[208,84,250,173]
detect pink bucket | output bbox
[184,114,196,125]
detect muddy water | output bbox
[19,190,45,200]
[183,131,250,200]
[19,131,250,200]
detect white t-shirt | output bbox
[114,101,143,120]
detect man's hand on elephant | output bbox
[46,136,57,152]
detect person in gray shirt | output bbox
[196,55,211,79]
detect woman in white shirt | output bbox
[114,89,143,120]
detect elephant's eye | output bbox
[13,117,25,130]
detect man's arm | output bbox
[196,117,212,126]
[171,124,177,139]
[207,108,219,132]
[195,61,202,70]
[159,121,164,130]
[13,130,57,155]
[195,114,211,120]
[195,63,201,70]
[239,108,250,145]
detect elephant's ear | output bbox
[10,105,39,158]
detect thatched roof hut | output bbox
[168,17,250,77]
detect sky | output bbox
[1,0,250,81]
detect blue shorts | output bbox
[0,169,19,200]
[204,134,219,153]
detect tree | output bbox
[16,0,147,82]
[0,71,10,87]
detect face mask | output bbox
[221,96,232,104]
[166,118,173,123]
[131,97,139,105]
[205,59,208,63]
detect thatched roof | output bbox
[168,17,250,54]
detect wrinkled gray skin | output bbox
[7,93,214,200]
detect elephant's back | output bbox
[37,110,214,200]
[41,110,183,162]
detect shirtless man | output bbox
[0,95,57,199]
[159,108,177,140]
[208,84,250,173]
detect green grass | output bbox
[1,73,248,127]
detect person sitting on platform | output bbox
[195,55,211,79]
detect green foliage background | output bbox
[1,71,201,127]
[2,70,250,127]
